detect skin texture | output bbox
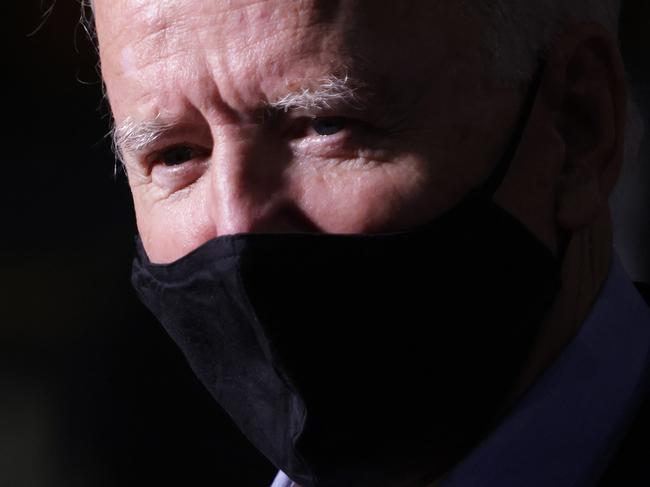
[94,0,627,484]
[95,0,522,262]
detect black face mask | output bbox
[131,67,559,487]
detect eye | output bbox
[310,117,348,136]
[159,145,198,166]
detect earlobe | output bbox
[548,23,627,231]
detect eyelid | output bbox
[146,143,211,167]
[149,149,210,192]
[282,114,364,138]
[284,105,368,122]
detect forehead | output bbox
[94,0,480,123]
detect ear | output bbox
[547,22,627,231]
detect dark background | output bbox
[1,2,648,487]
[2,2,275,486]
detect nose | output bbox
[206,133,321,236]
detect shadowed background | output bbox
[1,2,275,486]
[1,2,647,486]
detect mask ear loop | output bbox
[472,61,547,200]
[476,60,572,265]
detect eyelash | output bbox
[147,116,374,170]
[148,144,209,168]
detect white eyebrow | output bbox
[268,75,365,113]
[113,113,181,158]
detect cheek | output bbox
[132,186,217,264]
[129,149,491,262]
[288,156,466,234]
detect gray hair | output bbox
[466,0,622,83]
[82,0,622,84]
[87,0,646,271]
[84,0,640,176]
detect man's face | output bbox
[95,0,524,263]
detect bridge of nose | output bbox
[205,130,322,236]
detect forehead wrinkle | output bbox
[201,18,341,110]
[116,16,198,78]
